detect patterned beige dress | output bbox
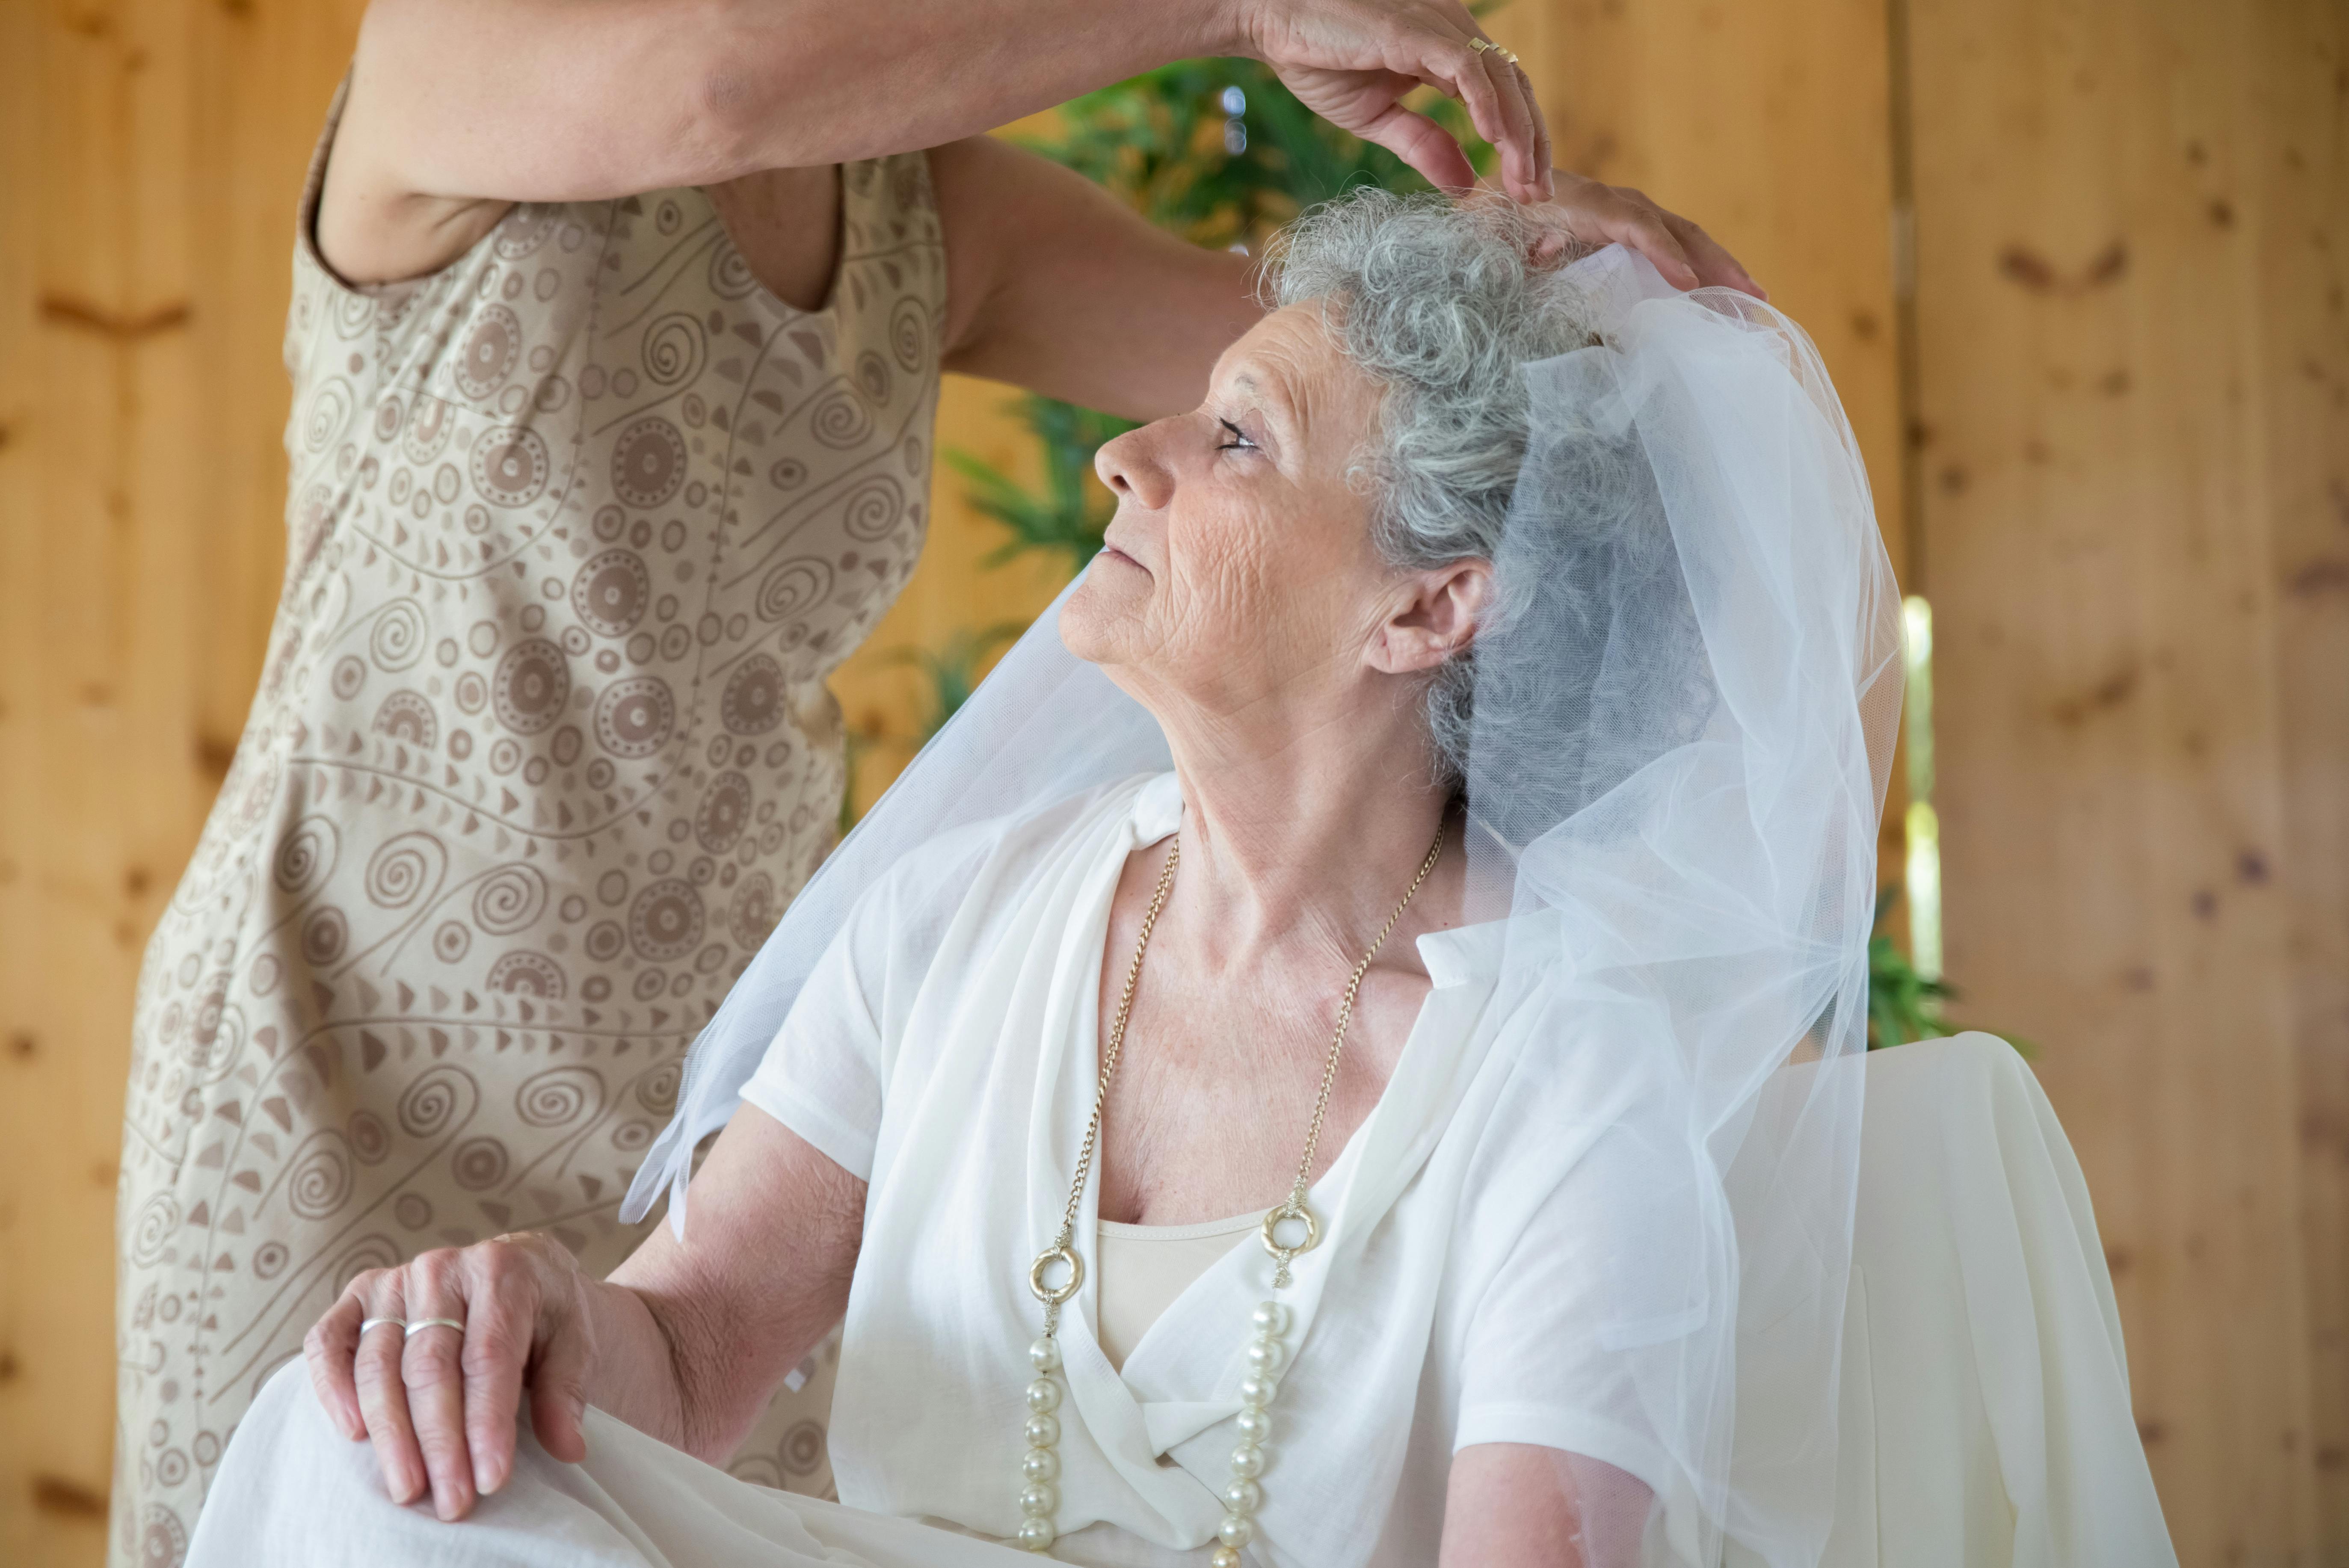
[112,88,942,1568]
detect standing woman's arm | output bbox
[319,0,1554,284]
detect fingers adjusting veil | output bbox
[627,244,1901,1567]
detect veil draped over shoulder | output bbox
[625,246,1902,1567]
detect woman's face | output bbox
[1064,304,1431,726]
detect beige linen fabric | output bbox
[112,81,944,1568]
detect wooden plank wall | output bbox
[1906,1,2349,1564]
[0,3,372,1563]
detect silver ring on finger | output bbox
[358,1317,407,1336]
[404,1317,467,1335]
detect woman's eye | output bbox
[1215,418,1259,453]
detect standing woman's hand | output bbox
[1238,0,1553,203]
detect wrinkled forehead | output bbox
[1210,302,1383,456]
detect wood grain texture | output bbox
[0,4,370,1562]
[1907,0,2349,1558]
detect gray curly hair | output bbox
[1261,188,1598,780]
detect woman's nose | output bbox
[1094,425,1173,511]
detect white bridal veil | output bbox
[624,245,1902,1565]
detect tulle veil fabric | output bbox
[624,245,1902,1566]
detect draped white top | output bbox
[740,772,1691,1568]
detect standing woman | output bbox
[111,0,1754,1561]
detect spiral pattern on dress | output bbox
[808,387,872,448]
[397,1067,471,1139]
[285,1136,355,1220]
[471,864,549,935]
[635,1058,684,1115]
[129,1194,180,1266]
[839,474,905,542]
[754,559,832,624]
[641,312,706,388]
[303,379,353,453]
[271,816,338,896]
[890,296,927,371]
[369,600,428,672]
[515,1066,602,1128]
[708,243,758,300]
[364,831,443,909]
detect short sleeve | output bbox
[1451,1078,1707,1500]
[737,825,998,1181]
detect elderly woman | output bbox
[190,191,1897,1568]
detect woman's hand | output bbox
[1536,170,1768,299]
[1241,0,1552,203]
[303,1231,605,1521]
[296,1111,862,1520]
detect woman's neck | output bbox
[1155,699,1457,971]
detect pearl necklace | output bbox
[1014,823,1449,1560]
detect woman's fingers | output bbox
[351,1277,429,1506]
[1547,174,1700,288]
[459,1243,539,1496]
[1665,212,1767,299]
[1468,41,1548,202]
[302,1287,370,1441]
[1536,173,1769,299]
[400,1262,479,1521]
[526,1290,595,1466]
[1351,99,1481,193]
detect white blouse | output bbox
[740,773,1690,1568]
[1096,1212,1268,1373]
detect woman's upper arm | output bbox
[1442,1444,1653,1568]
[605,1103,865,1460]
[929,135,1257,421]
[319,0,747,284]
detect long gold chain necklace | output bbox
[1013,822,1449,1559]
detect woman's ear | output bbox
[1368,560,1493,676]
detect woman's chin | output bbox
[1060,569,1143,666]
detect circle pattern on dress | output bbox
[720,654,786,734]
[594,677,676,759]
[492,639,571,734]
[456,305,523,400]
[611,416,687,509]
[572,549,651,636]
[471,426,551,507]
[627,878,705,962]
